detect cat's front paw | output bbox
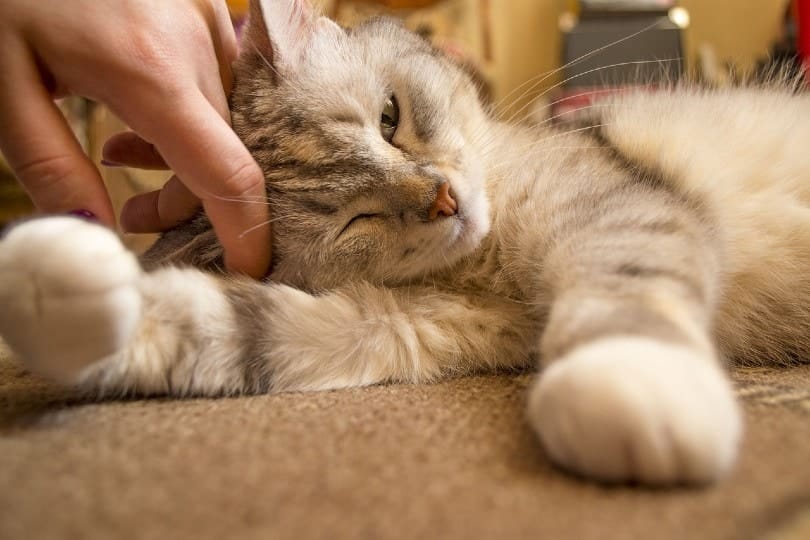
[528,337,742,485]
[0,217,142,382]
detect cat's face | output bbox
[232,0,491,290]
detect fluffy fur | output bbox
[1,0,809,486]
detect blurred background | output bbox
[0,0,806,248]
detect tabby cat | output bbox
[1,0,809,486]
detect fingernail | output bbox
[68,209,97,221]
[101,159,122,167]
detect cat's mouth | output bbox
[447,210,475,246]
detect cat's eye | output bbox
[380,95,399,143]
[340,213,382,236]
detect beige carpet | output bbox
[1,345,809,540]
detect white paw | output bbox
[528,337,742,485]
[0,217,142,383]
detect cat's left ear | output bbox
[245,0,342,75]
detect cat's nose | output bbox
[428,182,458,220]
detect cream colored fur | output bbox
[528,337,741,484]
[0,0,808,488]
[0,217,141,382]
[604,88,810,362]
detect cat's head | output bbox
[231,0,491,289]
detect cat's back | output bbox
[599,85,810,363]
[600,85,810,203]
[484,84,810,363]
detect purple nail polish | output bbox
[101,159,122,168]
[68,209,97,221]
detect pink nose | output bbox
[428,182,458,220]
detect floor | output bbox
[1,346,809,540]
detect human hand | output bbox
[0,0,270,278]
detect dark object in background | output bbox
[561,12,683,88]
[755,0,807,87]
[550,2,686,121]
[799,0,810,67]
[579,0,676,11]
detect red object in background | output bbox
[799,0,810,66]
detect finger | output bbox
[120,190,161,234]
[210,0,239,95]
[120,175,201,233]
[114,7,231,231]
[186,1,236,123]
[116,90,270,279]
[103,131,169,170]
[0,41,114,225]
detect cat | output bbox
[1,0,809,487]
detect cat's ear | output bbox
[245,0,340,73]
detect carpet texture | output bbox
[1,345,809,540]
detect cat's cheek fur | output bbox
[527,337,743,485]
[456,184,491,252]
[0,218,142,383]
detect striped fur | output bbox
[1,0,808,485]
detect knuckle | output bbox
[121,27,183,89]
[127,29,169,70]
[120,25,210,100]
[188,23,214,53]
[217,159,265,198]
[15,153,77,190]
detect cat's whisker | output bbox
[252,44,280,77]
[490,19,664,117]
[504,60,681,126]
[496,133,608,162]
[483,122,612,171]
[533,88,624,119]
[208,195,273,205]
[237,214,291,239]
[478,119,613,161]
[484,141,609,161]
[251,44,306,95]
[477,103,614,159]
[504,58,681,125]
[486,146,609,176]
[174,180,275,208]
[492,53,658,123]
[466,128,495,152]
[474,92,621,161]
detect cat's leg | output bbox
[86,276,533,396]
[0,217,142,382]
[0,217,533,397]
[527,198,742,485]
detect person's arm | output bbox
[0,0,270,278]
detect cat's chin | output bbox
[451,209,489,255]
[394,209,489,283]
[441,168,491,262]
[441,189,491,264]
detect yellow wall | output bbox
[681,0,787,69]
[487,0,788,115]
[488,1,564,115]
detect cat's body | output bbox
[1,0,809,485]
